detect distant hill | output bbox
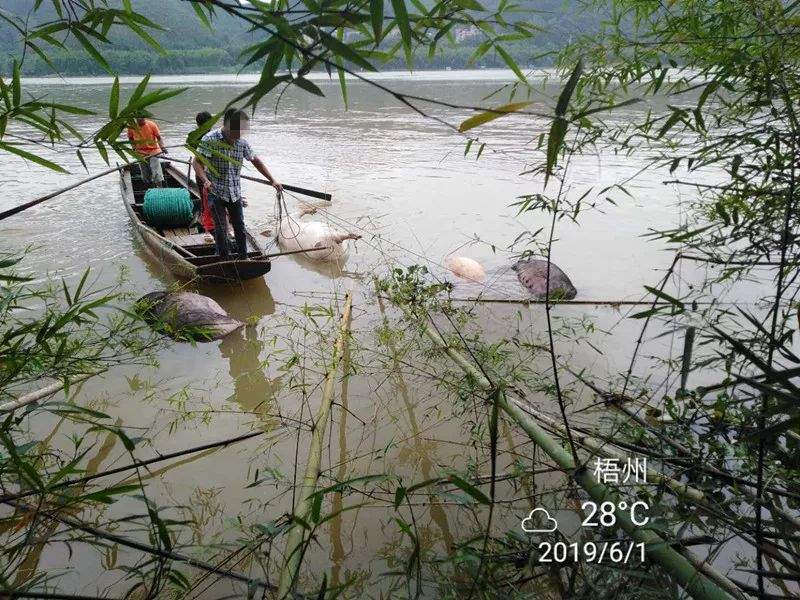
[0,0,605,75]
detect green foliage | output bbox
[0,253,154,392]
[0,252,184,597]
[0,0,545,170]
[377,265,454,311]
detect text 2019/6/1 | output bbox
[537,542,646,564]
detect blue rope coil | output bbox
[143,188,194,229]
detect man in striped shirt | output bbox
[193,108,283,259]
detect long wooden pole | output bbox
[166,157,333,202]
[0,164,128,222]
[408,312,733,600]
[278,292,353,598]
[241,173,333,202]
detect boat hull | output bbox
[120,162,271,283]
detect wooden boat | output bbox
[120,161,272,283]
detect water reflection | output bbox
[285,251,364,281]
[209,279,282,430]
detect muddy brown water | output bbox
[1,70,742,596]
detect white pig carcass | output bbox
[445,256,486,283]
[277,207,360,262]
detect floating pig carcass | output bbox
[445,255,486,283]
[513,259,577,300]
[277,206,360,262]
[137,291,244,341]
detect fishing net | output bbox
[142,188,194,228]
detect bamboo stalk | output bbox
[448,297,696,306]
[277,292,353,598]
[520,403,706,502]
[379,295,717,307]
[0,373,98,413]
[410,314,734,600]
[676,547,749,600]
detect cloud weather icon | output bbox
[521,508,558,533]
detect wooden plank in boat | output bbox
[167,231,215,247]
[188,252,264,266]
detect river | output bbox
[1,70,707,596]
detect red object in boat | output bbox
[199,185,215,232]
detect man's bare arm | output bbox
[193,158,212,190]
[251,156,283,193]
[157,133,168,154]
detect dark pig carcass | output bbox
[513,260,577,300]
[137,291,244,341]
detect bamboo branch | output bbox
[4,499,287,595]
[519,403,706,502]
[0,429,269,504]
[409,310,735,600]
[277,291,353,598]
[0,373,98,413]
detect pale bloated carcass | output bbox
[445,255,486,283]
[277,207,360,262]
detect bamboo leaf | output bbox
[448,474,490,504]
[109,76,119,119]
[128,75,151,107]
[335,28,349,109]
[390,0,413,65]
[495,45,525,83]
[643,285,685,310]
[453,0,485,8]
[12,61,20,106]
[123,18,165,55]
[320,32,376,72]
[81,483,141,504]
[394,486,406,509]
[192,2,213,30]
[575,97,642,119]
[72,29,113,74]
[658,109,685,138]
[555,58,583,117]
[370,0,384,41]
[311,489,323,523]
[292,77,325,97]
[459,101,532,132]
[545,117,567,186]
[0,141,68,172]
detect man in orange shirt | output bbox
[127,115,168,187]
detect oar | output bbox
[166,157,332,202]
[0,163,129,222]
[240,174,332,202]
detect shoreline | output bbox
[20,68,552,86]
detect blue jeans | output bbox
[208,194,246,259]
